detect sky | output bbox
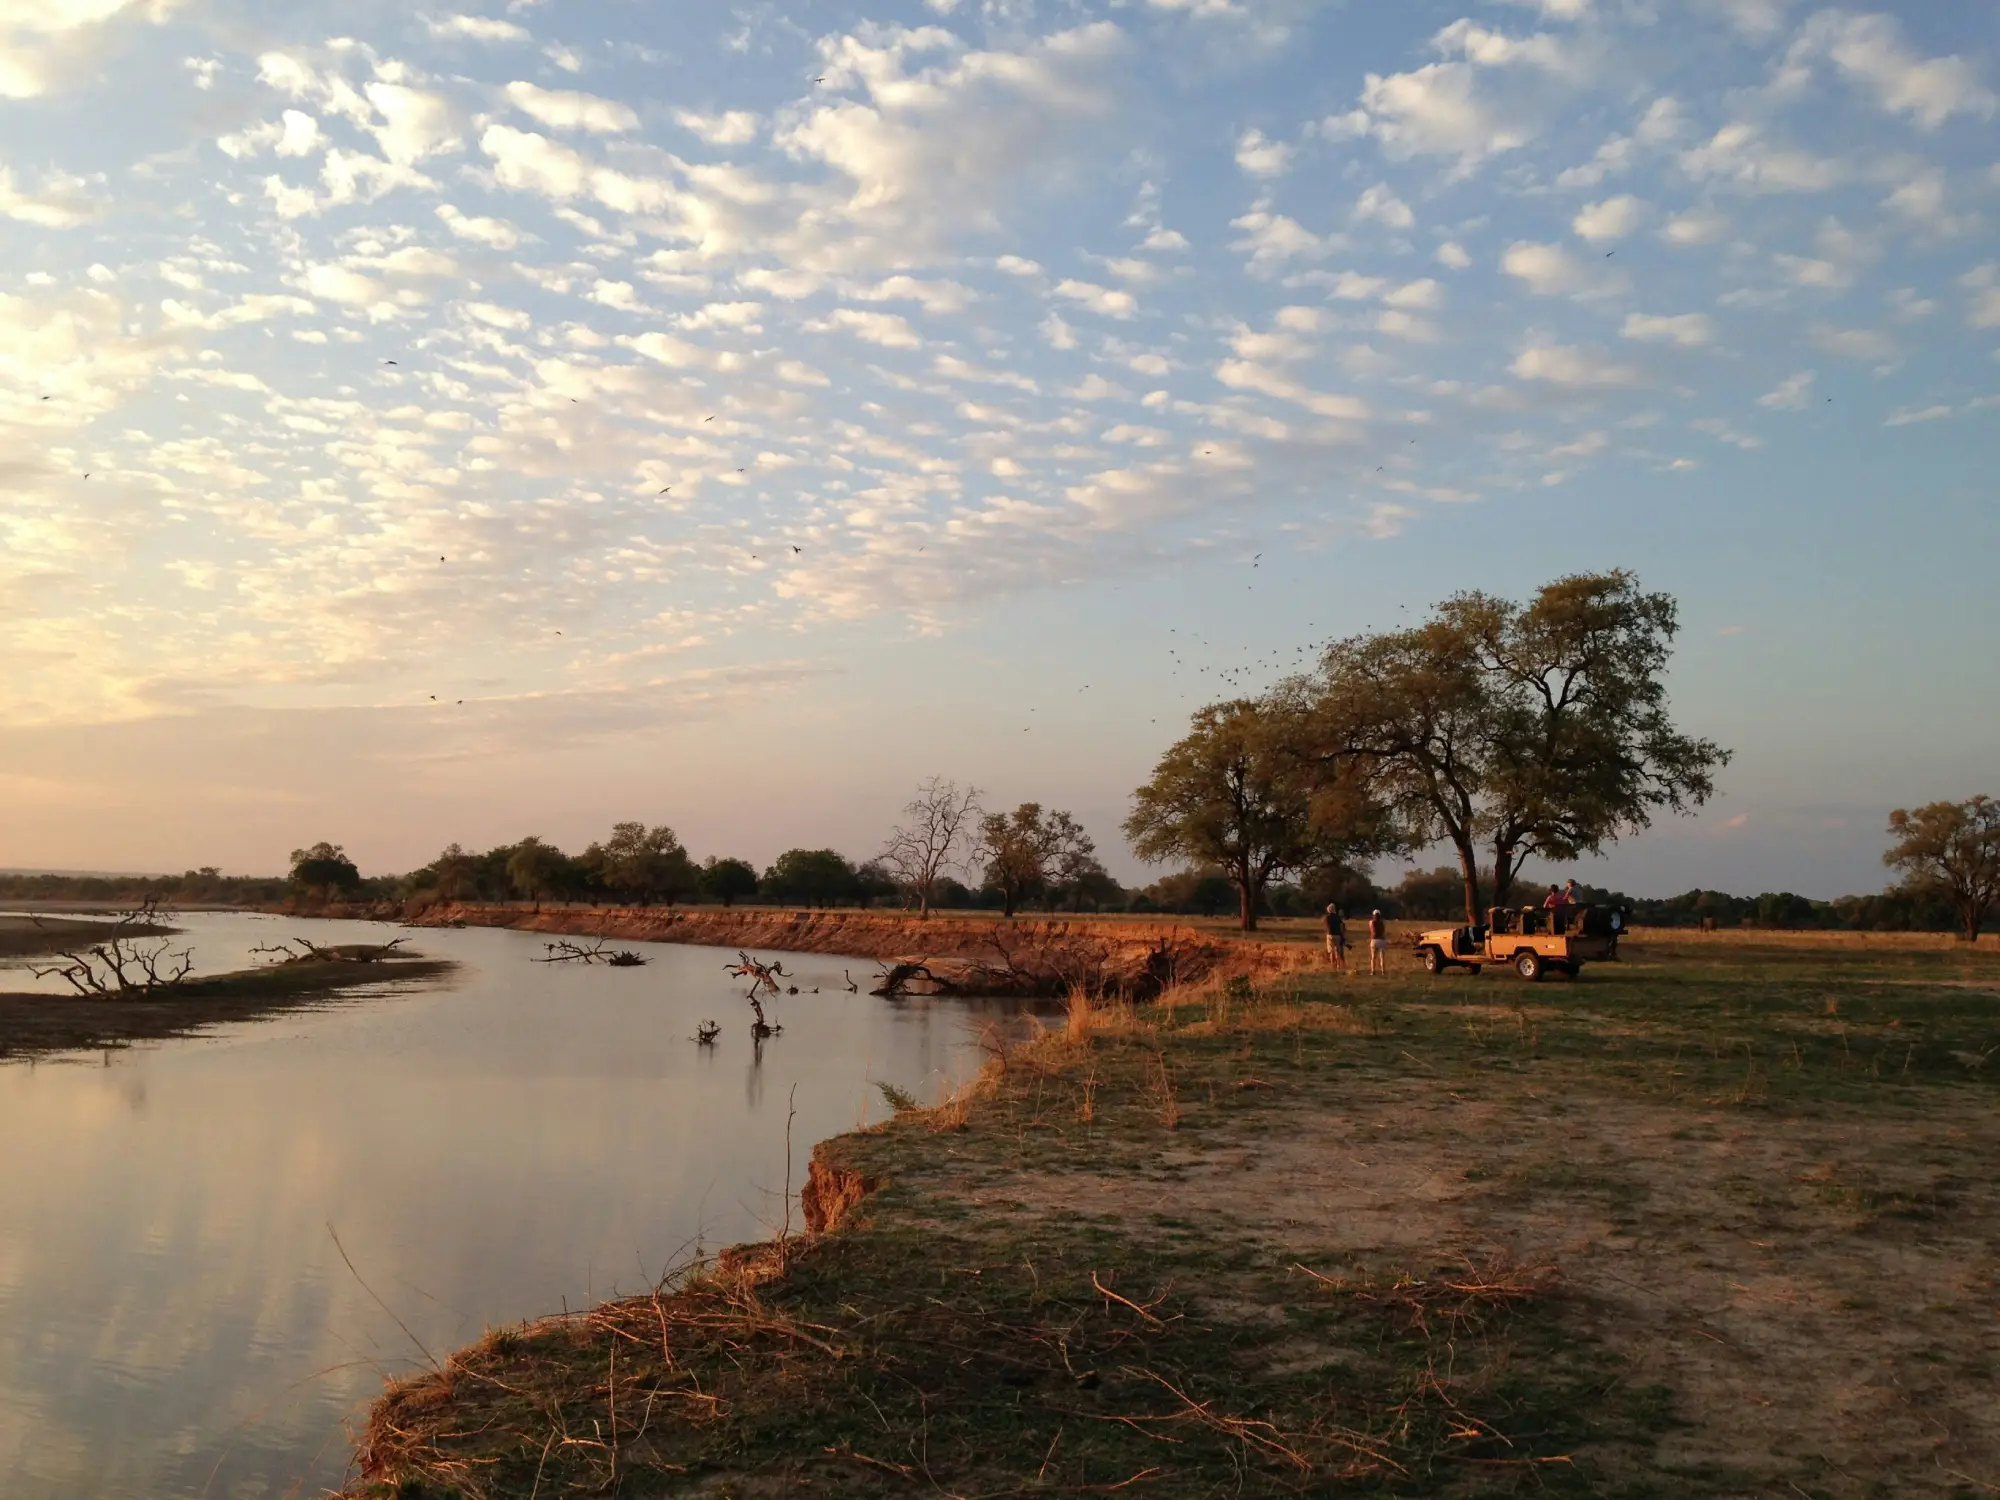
[0,0,1994,897]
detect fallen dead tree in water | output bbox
[725,951,791,991]
[253,938,410,966]
[534,938,647,966]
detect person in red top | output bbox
[1368,909,1388,974]
[1542,884,1564,908]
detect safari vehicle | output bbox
[1413,904,1625,981]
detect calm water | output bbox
[0,911,1027,1499]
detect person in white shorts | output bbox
[1368,909,1388,974]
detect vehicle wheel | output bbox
[1515,951,1543,981]
[1563,963,1583,980]
[1468,965,1482,976]
[1421,947,1445,975]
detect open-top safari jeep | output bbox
[1413,904,1625,981]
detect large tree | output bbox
[506,836,567,903]
[1299,572,1729,925]
[977,803,1096,918]
[699,856,759,908]
[601,822,699,907]
[1884,796,2000,943]
[879,777,982,918]
[1126,701,1384,931]
[289,842,362,902]
[761,848,860,908]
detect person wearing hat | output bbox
[1368,908,1388,974]
[1322,903,1347,971]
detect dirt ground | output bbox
[990,1079,1999,1495]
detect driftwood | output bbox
[536,939,647,967]
[28,902,195,997]
[254,938,411,966]
[694,1020,721,1045]
[724,952,790,992]
[871,960,956,998]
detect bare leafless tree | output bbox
[29,901,195,996]
[879,776,983,918]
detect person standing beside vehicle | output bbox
[1368,909,1388,975]
[1323,904,1347,971]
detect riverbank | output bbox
[344,932,1999,1497]
[389,902,1320,998]
[0,954,452,1062]
[0,913,177,960]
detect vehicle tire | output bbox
[1563,963,1583,980]
[1421,946,1445,975]
[1515,951,1543,981]
[1468,965,1482,976]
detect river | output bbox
[0,910,1029,1498]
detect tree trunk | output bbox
[1002,888,1017,918]
[1237,872,1259,932]
[1453,835,1483,927]
[1491,840,1520,911]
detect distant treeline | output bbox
[2,851,1976,934]
[0,868,290,906]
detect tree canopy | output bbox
[977,803,1096,918]
[1125,700,1387,931]
[1295,571,1729,924]
[699,857,759,908]
[289,842,361,901]
[761,848,860,908]
[1885,796,2000,943]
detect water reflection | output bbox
[0,912,1036,1499]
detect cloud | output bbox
[1883,170,1971,236]
[1354,63,1527,166]
[675,109,760,146]
[1234,128,1292,178]
[773,22,1126,271]
[0,0,178,99]
[1809,323,1898,362]
[1511,343,1647,387]
[1788,11,1995,130]
[1662,206,1730,246]
[428,15,529,43]
[1214,359,1370,420]
[1501,240,1582,295]
[1622,312,1714,347]
[1962,263,2000,329]
[0,165,98,227]
[1679,123,1839,193]
[1709,0,1789,37]
[1354,182,1414,229]
[1053,279,1138,318]
[1229,207,1336,272]
[1757,370,1815,408]
[435,203,521,248]
[823,308,922,347]
[1883,404,1951,427]
[1572,194,1643,242]
[1435,241,1471,270]
[507,82,640,133]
